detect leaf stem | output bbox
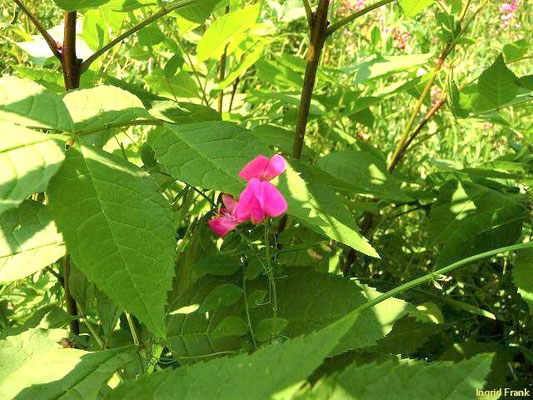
[13,0,62,60]
[353,242,533,316]
[62,256,80,335]
[79,0,200,73]
[326,0,394,36]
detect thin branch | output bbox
[326,0,394,36]
[302,0,313,27]
[13,0,61,60]
[80,0,200,73]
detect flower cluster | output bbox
[391,28,410,50]
[500,1,521,28]
[208,155,288,237]
[338,0,367,17]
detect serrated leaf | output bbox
[298,353,493,399]
[0,76,74,131]
[62,85,152,133]
[0,328,135,400]
[48,144,175,337]
[430,180,526,267]
[196,4,261,63]
[0,200,65,283]
[316,150,411,201]
[477,54,520,108]
[0,122,66,215]
[106,303,362,400]
[513,248,533,314]
[149,122,377,256]
[398,0,436,17]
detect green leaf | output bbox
[176,0,222,23]
[200,283,242,311]
[477,54,520,109]
[53,0,111,11]
[0,122,66,215]
[0,200,65,283]
[252,269,413,355]
[398,0,436,17]
[503,39,528,62]
[297,353,494,399]
[149,122,377,256]
[513,248,533,314]
[316,150,412,202]
[62,85,152,133]
[196,4,261,63]
[48,144,175,337]
[195,255,242,276]
[430,181,527,267]
[0,328,135,400]
[255,318,288,342]
[211,316,249,340]
[347,54,434,84]
[218,43,265,90]
[106,304,362,400]
[0,76,74,131]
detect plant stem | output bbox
[387,0,473,171]
[301,0,313,27]
[62,11,80,90]
[292,0,330,159]
[217,5,230,114]
[352,242,533,316]
[242,276,258,350]
[264,224,278,319]
[126,312,141,346]
[13,0,62,60]
[62,256,80,335]
[80,0,200,73]
[326,0,394,36]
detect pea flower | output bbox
[238,154,287,181]
[208,155,288,237]
[234,178,288,224]
[208,194,240,237]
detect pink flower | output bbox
[234,178,288,225]
[239,154,286,182]
[208,194,240,237]
[208,155,288,237]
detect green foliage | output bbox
[0,200,64,282]
[0,123,65,215]
[296,354,493,399]
[1,0,531,397]
[48,144,175,337]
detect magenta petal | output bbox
[238,155,270,181]
[263,154,287,180]
[234,179,266,224]
[208,215,238,237]
[258,181,288,217]
[221,194,238,214]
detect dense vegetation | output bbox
[0,0,531,398]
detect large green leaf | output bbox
[0,76,74,131]
[149,122,377,256]
[477,54,520,109]
[398,0,436,17]
[48,144,176,337]
[257,269,413,355]
[62,85,152,133]
[176,0,222,23]
[513,248,533,314]
[430,181,526,267]
[107,304,363,400]
[0,328,135,400]
[296,353,494,399]
[0,200,64,283]
[196,4,261,63]
[316,150,412,202]
[0,122,66,215]
[166,269,411,361]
